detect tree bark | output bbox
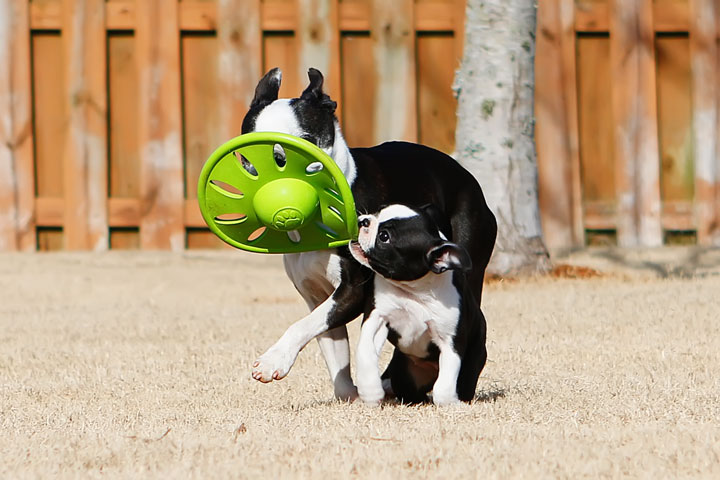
[454,0,550,275]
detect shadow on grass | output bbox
[473,386,507,403]
[590,247,720,279]
[288,385,508,410]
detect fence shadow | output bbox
[555,246,720,279]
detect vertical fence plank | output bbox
[109,34,140,200]
[656,34,694,230]
[536,0,584,249]
[183,35,220,201]
[610,0,663,246]
[217,0,261,139]
[33,34,66,201]
[108,32,140,249]
[454,0,466,63]
[0,0,35,251]
[690,0,720,245]
[417,33,457,154]
[577,35,615,230]
[136,0,184,250]
[371,0,417,143]
[297,0,341,115]
[340,33,375,146]
[62,0,108,250]
[33,33,65,249]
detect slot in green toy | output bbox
[197,132,358,253]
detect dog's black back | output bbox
[349,141,496,307]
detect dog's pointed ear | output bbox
[426,243,472,274]
[302,68,324,98]
[250,68,282,107]
[301,68,337,112]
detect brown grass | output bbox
[1,251,719,479]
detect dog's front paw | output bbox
[357,385,385,406]
[432,391,460,406]
[251,347,297,383]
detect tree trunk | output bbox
[454,0,550,275]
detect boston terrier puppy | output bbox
[244,68,496,400]
[350,204,487,405]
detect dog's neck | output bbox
[327,120,357,186]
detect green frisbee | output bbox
[197,132,358,253]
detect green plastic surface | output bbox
[197,132,358,253]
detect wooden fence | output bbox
[536,0,720,248]
[1,0,719,251]
[0,0,465,251]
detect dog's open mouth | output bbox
[349,241,370,267]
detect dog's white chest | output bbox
[374,274,460,358]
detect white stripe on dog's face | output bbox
[253,99,304,138]
[378,204,419,223]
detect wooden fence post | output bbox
[62,0,108,250]
[690,0,720,246]
[0,0,35,251]
[371,0,417,143]
[610,0,663,247]
[297,0,341,116]
[136,0,184,251]
[535,0,584,250]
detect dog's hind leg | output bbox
[316,326,356,400]
[455,317,488,402]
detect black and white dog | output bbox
[350,204,486,405]
[244,68,496,400]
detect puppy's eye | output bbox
[359,218,370,228]
[378,230,390,243]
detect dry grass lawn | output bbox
[1,249,719,478]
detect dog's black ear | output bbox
[426,243,472,274]
[250,68,282,107]
[301,68,337,112]
[302,68,324,98]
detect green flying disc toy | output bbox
[197,132,358,253]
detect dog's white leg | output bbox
[316,326,357,401]
[374,323,388,355]
[431,344,462,405]
[356,312,387,405]
[373,323,394,397]
[252,297,336,383]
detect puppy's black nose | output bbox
[359,218,370,228]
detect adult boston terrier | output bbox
[243,68,496,400]
[350,204,487,405]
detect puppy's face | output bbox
[241,68,338,152]
[350,205,471,282]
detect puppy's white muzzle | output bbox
[350,214,378,267]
